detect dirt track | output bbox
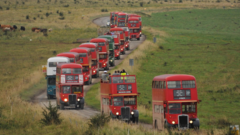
[33,16,150,128]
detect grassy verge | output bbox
[20,77,46,101]
[140,8,240,129]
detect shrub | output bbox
[59,12,63,16]
[56,10,59,13]
[140,2,143,6]
[68,10,71,14]
[22,2,25,4]
[147,1,151,4]
[33,17,36,20]
[16,1,19,4]
[46,12,49,17]
[87,114,110,130]
[37,0,40,3]
[40,101,62,125]
[41,16,44,19]
[179,0,182,2]
[6,7,10,10]
[26,15,29,19]
[0,6,2,10]
[63,4,69,7]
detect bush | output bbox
[179,0,182,2]
[33,17,36,20]
[59,12,63,16]
[6,7,10,10]
[56,10,59,13]
[26,15,29,19]
[22,2,25,4]
[85,114,110,134]
[0,6,2,10]
[37,0,40,3]
[68,11,71,14]
[63,4,69,7]
[46,12,49,17]
[40,101,62,125]
[140,2,143,6]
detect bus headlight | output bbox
[64,98,68,102]
[110,60,112,62]
[121,48,123,50]
[77,98,80,101]
[172,121,175,124]
[125,45,127,47]
[93,70,96,73]
[140,32,142,34]
[116,112,119,115]
[131,111,134,115]
[117,53,119,55]
[103,63,106,66]
[190,120,193,124]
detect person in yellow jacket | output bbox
[121,69,127,80]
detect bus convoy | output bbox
[45,12,201,130]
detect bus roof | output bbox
[90,38,108,42]
[47,56,70,63]
[118,12,127,15]
[98,35,114,39]
[57,52,79,58]
[70,47,91,53]
[110,27,124,31]
[153,74,196,81]
[57,63,82,68]
[79,43,98,48]
[128,17,140,21]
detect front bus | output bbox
[152,74,200,130]
[56,63,84,110]
[100,74,140,123]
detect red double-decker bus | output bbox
[56,63,84,110]
[70,47,92,85]
[110,28,126,54]
[90,38,109,70]
[128,17,142,41]
[100,73,140,123]
[117,12,128,27]
[152,74,200,130]
[56,52,80,64]
[79,43,99,78]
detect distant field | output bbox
[139,9,240,129]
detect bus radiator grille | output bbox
[178,115,189,128]
[69,94,76,104]
[121,107,130,120]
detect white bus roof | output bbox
[47,57,70,62]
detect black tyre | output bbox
[60,103,64,110]
[80,103,84,109]
[137,38,140,40]
[47,94,50,99]
[155,120,158,129]
[135,117,139,124]
[117,56,120,60]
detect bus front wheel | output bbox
[60,103,64,110]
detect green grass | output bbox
[138,8,240,129]
[20,77,46,101]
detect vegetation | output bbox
[40,101,62,125]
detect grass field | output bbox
[139,8,240,129]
